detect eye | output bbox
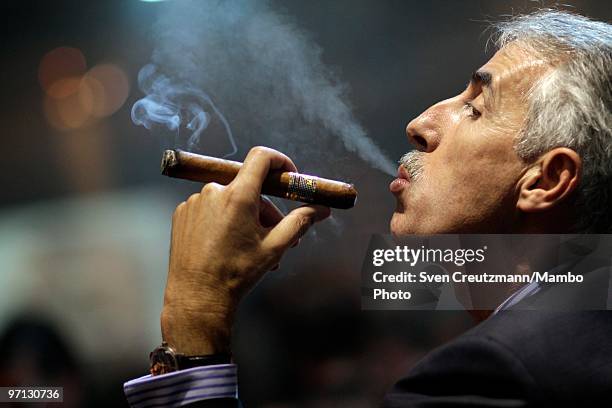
[464,102,481,119]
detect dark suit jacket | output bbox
[384,264,612,406]
[383,310,612,407]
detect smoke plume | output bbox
[132,0,396,176]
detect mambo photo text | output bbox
[369,246,584,301]
[372,271,584,284]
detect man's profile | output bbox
[124,9,612,407]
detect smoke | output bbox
[132,0,396,176]
[132,64,237,156]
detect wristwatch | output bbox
[149,342,232,376]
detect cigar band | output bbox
[287,174,317,203]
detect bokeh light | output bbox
[38,47,86,96]
[43,81,93,130]
[82,64,130,118]
[40,47,130,129]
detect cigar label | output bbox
[161,149,358,209]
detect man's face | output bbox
[390,44,549,235]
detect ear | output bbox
[517,147,581,213]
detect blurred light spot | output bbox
[83,64,130,118]
[39,47,86,94]
[40,48,129,129]
[44,80,94,130]
[46,77,81,99]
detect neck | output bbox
[513,206,576,234]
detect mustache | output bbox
[399,150,425,181]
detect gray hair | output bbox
[492,10,612,232]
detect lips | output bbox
[389,165,410,194]
[397,165,410,181]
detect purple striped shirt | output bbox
[124,364,238,407]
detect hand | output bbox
[161,146,331,355]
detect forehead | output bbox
[479,42,550,99]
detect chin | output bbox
[390,212,413,237]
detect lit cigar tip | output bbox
[161,149,178,174]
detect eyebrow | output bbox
[470,70,494,110]
[471,70,493,87]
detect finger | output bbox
[184,192,201,222]
[172,200,188,239]
[264,205,331,252]
[259,196,285,228]
[232,147,298,199]
[170,200,187,267]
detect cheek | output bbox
[446,119,522,178]
[420,133,520,218]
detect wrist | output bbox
[160,304,234,355]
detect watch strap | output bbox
[149,342,232,376]
[175,353,232,369]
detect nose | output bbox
[405,98,450,152]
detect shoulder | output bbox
[384,311,612,406]
[384,323,538,407]
[468,310,612,395]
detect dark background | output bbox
[1,1,609,407]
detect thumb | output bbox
[264,205,331,252]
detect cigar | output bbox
[161,149,358,209]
